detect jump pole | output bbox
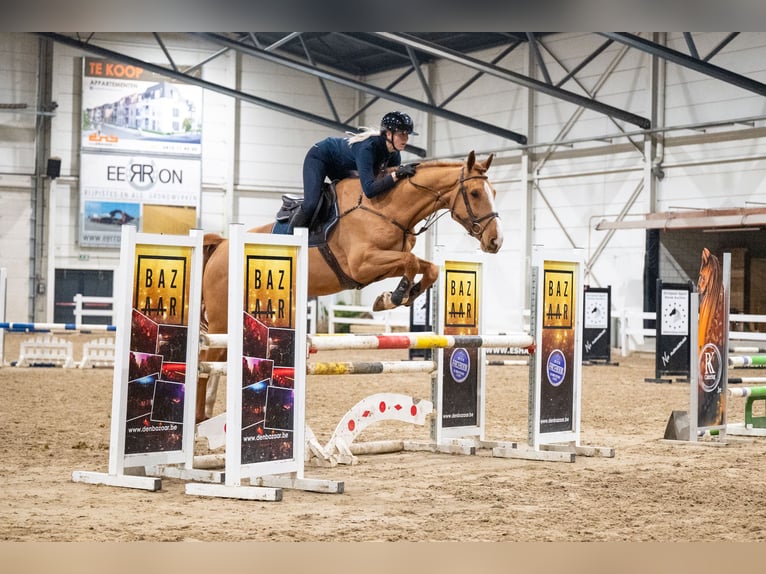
[0,267,6,366]
[201,358,528,376]
[0,322,116,332]
[728,355,766,368]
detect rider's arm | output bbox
[354,142,398,199]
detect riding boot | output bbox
[287,206,311,234]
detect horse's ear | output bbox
[466,150,476,171]
[483,153,494,171]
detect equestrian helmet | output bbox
[380,111,418,135]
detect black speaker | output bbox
[46,157,61,179]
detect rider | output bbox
[288,111,418,233]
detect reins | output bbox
[339,164,499,251]
[407,166,499,241]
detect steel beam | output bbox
[601,32,766,97]
[37,32,429,157]
[375,32,651,130]
[195,33,528,145]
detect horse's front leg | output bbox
[385,258,439,309]
[406,258,439,303]
[349,250,421,312]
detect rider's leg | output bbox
[288,149,326,233]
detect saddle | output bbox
[275,182,340,246]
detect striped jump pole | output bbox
[308,361,437,375]
[728,355,766,368]
[728,377,766,385]
[200,358,528,376]
[200,331,535,353]
[0,321,116,332]
[305,333,535,353]
[486,359,529,366]
[727,385,766,431]
[728,385,766,398]
[200,360,437,376]
[730,347,766,354]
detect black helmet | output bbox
[380,111,417,135]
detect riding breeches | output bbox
[302,147,331,217]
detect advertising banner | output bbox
[648,282,693,382]
[79,57,202,246]
[239,243,299,466]
[80,153,200,247]
[124,242,194,456]
[441,260,481,430]
[539,260,578,435]
[695,249,728,430]
[71,227,202,491]
[582,286,611,363]
[81,57,202,156]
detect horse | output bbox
[196,150,503,422]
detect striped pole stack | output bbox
[728,355,766,368]
[728,385,766,398]
[0,322,116,332]
[306,333,535,352]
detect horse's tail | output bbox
[202,233,226,269]
[200,233,227,334]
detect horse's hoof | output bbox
[372,293,393,312]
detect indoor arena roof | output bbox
[33,32,766,156]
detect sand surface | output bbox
[2,331,766,542]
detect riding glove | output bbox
[395,163,417,179]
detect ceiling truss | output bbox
[34,32,766,159]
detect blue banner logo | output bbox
[450,348,470,383]
[546,349,566,386]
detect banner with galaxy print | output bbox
[539,260,578,435]
[124,243,193,455]
[240,243,299,466]
[441,260,481,431]
[71,227,201,490]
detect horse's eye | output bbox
[470,189,480,198]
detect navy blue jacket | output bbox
[312,134,400,198]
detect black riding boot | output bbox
[287,206,311,234]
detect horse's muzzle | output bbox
[481,220,504,253]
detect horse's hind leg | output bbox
[196,345,226,423]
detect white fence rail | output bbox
[327,303,409,334]
[617,310,766,356]
[73,294,114,327]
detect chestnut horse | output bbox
[196,150,503,422]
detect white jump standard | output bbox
[185,225,343,500]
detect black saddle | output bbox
[275,181,340,246]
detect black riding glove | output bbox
[395,163,417,179]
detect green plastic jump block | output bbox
[745,396,766,429]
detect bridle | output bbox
[408,166,499,240]
[451,168,500,239]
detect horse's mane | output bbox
[417,156,490,174]
[417,159,463,169]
